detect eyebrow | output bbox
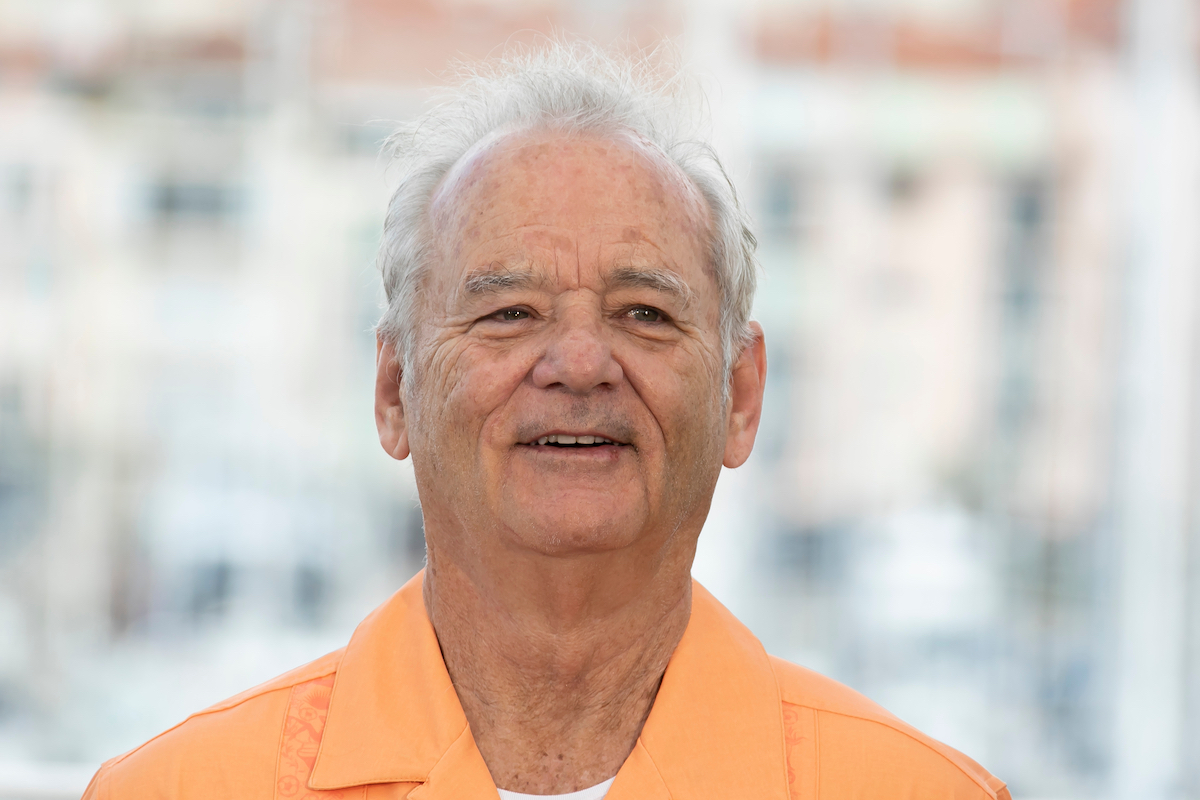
[461,264,694,307]
[607,267,693,308]
[462,266,541,296]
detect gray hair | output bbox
[375,40,758,378]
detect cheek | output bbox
[642,348,727,474]
[407,341,471,445]
[627,345,722,423]
[421,341,533,443]
[462,361,523,431]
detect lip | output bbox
[517,440,627,463]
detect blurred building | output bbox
[1,1,1198,799]
[711,6,1124,797]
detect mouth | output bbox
[520,433,631,449]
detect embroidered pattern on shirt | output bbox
[783,703,802,789]
[276,675,357,799]
[782,701,817,800]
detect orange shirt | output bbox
[83,573,1009,800]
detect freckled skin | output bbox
[373,129,768,793]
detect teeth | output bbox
[532,434,619,445]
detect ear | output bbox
[723,321,767,469]
[375,335,411,461]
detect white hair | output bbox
[376,40,758,379]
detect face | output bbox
[376,130,766,562]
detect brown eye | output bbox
[629,307,662,323]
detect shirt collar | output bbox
[622,581,791,800]
[310,572,790,800]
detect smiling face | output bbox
[376,129,763,568]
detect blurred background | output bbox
[1,0,1198,798]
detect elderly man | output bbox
[85,45,1008,800]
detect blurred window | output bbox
[148,178,243,223]
[294,564,327,627]
[1,165,33,218]
[0,383,46,562]
[189,560,233,620]
[996,173,1051,437]
[770,524,847,590]
[759,162,812,246]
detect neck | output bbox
[423,541,694,794]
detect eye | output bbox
[628,306,663,323]
[494,308,530,321]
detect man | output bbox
[85,44,1009,800]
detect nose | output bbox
[531,307,624,394]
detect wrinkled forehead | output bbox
[427,126,712,267]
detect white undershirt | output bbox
[496,777,615,800]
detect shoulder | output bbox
[769,656,1010,800]
[83,648,345,800]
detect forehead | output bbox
[429,129,711,270]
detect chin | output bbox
[504,511,645,556]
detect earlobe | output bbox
[375,335,411,461]
[722,322,767,469]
